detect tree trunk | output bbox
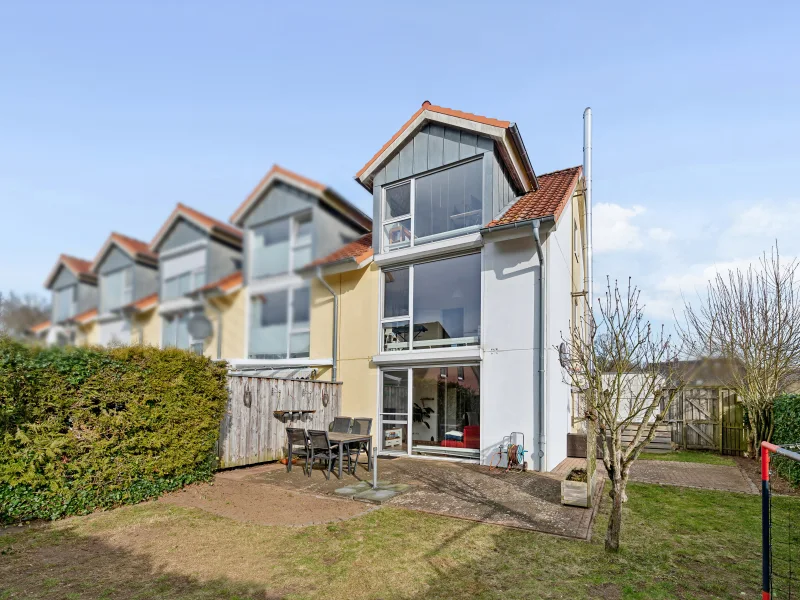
[605,478,625,552]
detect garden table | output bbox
[328,431,372,478]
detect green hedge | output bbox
[773,394,800,486]
[0,337,228,523]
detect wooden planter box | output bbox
[561,469,597,508]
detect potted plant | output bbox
[561,467,596,508]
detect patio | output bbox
[258,456,605,539]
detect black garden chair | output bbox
[285,427,310,476]
[307,429,348,480]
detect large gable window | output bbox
[54,286,76,322]
[250,212,313,280]
[381,253,480,352]
[101,267,132,313]
[381,158,482,252]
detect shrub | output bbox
[772,394,800,486]
[0,337,228,523]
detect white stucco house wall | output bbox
[351,101,589,472]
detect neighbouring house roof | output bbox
[191,271,243,297]
[302,233,374,272]
[91,232,158,272]
[44,254,97,289]
[28,320,51,334]
[230,164,372,231]
[486,166,583,228]
[72,307,98,325]
[355,101,537,194]
[151,203,243,251]
[121,292,159,315]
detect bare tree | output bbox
[0,291,50,339]
[681,244,800,456]
[563,278,682,552]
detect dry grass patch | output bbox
[1,483,796,599]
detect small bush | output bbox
[772,394,800,486]
[0,337,228,523]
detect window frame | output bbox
[161,310,204,355]
[163,267,205,300]
[380,157,483,253]
[247,283,311,360]
[249,211,314,281]
[100,266,133,313]
[377,363,481,458]
[379,251,481,353]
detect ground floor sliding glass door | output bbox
[379,365,480,460]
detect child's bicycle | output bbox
[488,432,528,473]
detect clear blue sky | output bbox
[2,1,798,326]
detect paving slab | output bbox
[260,457,603,539]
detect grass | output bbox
[1,482,792,600]
[639,450,737,466]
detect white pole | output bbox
[583,107,593,328]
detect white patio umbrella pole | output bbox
[372,446,378,489]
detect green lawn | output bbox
[0,483,791,600]
[640,450,737,466]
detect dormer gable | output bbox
[355,101,537,194]
[151,203,243,254]
[230,164,371,232]
[44,254,96,290]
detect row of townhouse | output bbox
[29,101,590,472]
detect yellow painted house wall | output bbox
[75,321,98,346]
[568,181,589,432]
[203,289,246,361]
[310,262,380,423]
[130,308,160,347]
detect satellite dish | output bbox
[187,314,213,339]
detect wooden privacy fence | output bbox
[218,375,342,469]
[661,387,745,455]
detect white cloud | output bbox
[728,201,800,237]
[648,227,673,242]
[593,203,646,253]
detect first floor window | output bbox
[163,268,205,300]
[379,365,480,459]
[163,311,203,354]
[248,285,310,359]
[381,252,481,352]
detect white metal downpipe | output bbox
[532,220,546,471]
[583,108,593,331]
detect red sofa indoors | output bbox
[440,425,480,449]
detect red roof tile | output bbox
[486,166,582,228]
[124,293,158,312]
[151,203,242,250]
[110,232,158,261]
[73,307,98,324]
[29,320,51,334]
[195,271,243,295]
[61,255,93,275]
[306,233,373,269]
[44,254,96,288]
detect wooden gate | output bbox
[662,387,745,455]
[218,375,342,469]
[721,389,745,455]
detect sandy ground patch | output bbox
[159,470,373,526]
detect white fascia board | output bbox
[373,232,482,268]
[157,296,203,315]
[227,357,333,368]
[371,346,481,366]
[247,273,305,296]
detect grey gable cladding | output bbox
[51,266,78,290]
[370,123,519,251]
[96,245,157,314]
[159,219,207,252]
